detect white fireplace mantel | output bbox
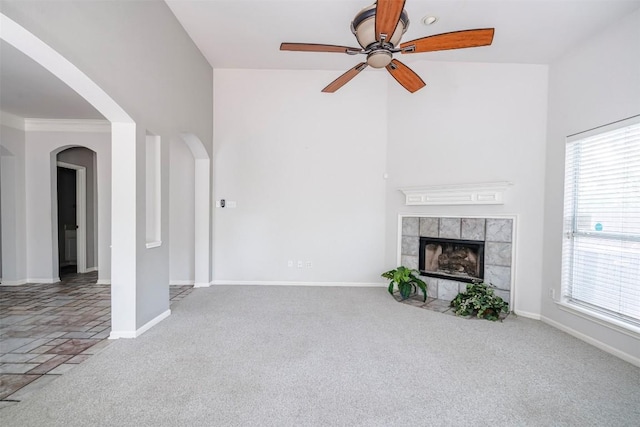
[399,181,513,206]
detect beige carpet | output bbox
[1,285,639,426]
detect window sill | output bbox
[145,241,162,249]
[555,299,640,339]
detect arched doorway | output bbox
[54,146,98,278]
[170,133,211,287]
[1,13,137,335]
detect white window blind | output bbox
[562,116,640,328]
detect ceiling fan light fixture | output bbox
[351,3,409,49]
[366,50,393,68]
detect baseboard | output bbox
[513,310,541,320]
[85,267,98,273]
[210,280,387,288]
[170,280,194,286]
[109,309,171,340]
[193,282,210,288]
[0,278,28,286]
[26,277,59,284]
[96,279,111,285]
[109,330,136,339]
[135,309,171,337]
[541,315,640,368]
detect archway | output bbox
[52,146,99,278]
[171,133,211,287]
[1,13,137,336]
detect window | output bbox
[561,116,640,330]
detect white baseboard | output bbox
[96,279,111,285]
[193,282,210,288]
[109,309,171,340]
[210,280,387,288]
[26,277,59,284]
[85,267,98,273]
[170,280,194,286]
[513,310,541,320]
[0,278,28,286]
[541,315,640,368]
[135,309,171,337]
[109,330,136,339]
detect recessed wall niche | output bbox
[145,132,161,248]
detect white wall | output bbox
[542,9,640,363]
[169,137,195,283]
[385,60,549,317]
[0,121,27,284]
[213,69,388,284]
[24,130,111,282]
[212,64,548,302]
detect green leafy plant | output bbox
[382,266,428,302]
[450,281,509,321]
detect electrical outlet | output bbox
[297,260,303,268]
[549,288,556,299]
[306,261,312,268]
[287,260,293,268]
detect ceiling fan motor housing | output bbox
[351,3,410,49]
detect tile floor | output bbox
[0,271,193,408]
[394,292,510,320]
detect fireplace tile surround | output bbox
[400,216,514,305]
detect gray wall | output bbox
[0,150,2,278]
[0,123,27,284]
[2,0,213,329]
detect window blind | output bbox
[562,117,640,327]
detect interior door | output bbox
[57,166,77,272]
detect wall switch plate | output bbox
[306,261,312,268]
[287,260,293,268]
[549,288,555,299]
[297,261,303,268]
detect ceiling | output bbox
[1,0,639,120]
[0,40,103,120]
[167,0,640,70]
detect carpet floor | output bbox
[1,285,638,426]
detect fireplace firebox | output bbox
[418,237,485,283]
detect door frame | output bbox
[56,161,87,274]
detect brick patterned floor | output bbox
[0,272,193,407]
[394,292,510,320]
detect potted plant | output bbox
[450,281,509,321]
[382,266,428,302]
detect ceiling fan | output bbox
[280,0,494,93]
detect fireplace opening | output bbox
[419,237,485,283]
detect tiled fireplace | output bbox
[400,216,513,304]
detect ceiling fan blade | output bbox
[280,43,361,54]
[322,63,368,93]
[385,59,425,93]
[400,28,495,53]
[375,0,406,42]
